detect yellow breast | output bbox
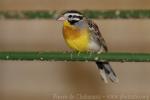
[63,21,89,51]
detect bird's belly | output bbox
[65,34,89,51]
[63,24,90,51]
[88,41,101,51]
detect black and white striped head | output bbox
[57,10,84,24]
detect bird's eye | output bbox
[68,15,72,18]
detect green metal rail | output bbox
[0,52,150,62]
[1,10,150,19]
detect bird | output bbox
[57,10,119,83]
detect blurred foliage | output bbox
[0,10,150,19]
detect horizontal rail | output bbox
[0,52,150,62]
[1,10,150,19]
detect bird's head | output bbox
[57,10,84,24]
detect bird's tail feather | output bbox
[96,61,119,83]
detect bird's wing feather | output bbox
[86,19,108,51]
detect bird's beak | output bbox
[57,16,66,21]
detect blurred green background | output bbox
[0,0,150,100]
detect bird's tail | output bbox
[96,61,119,83]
